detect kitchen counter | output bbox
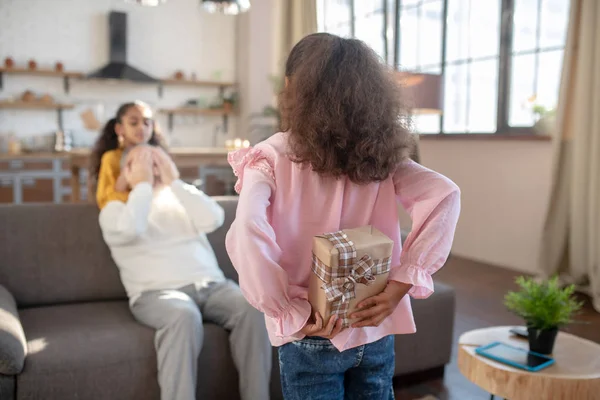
[0,152,71,160]
[68,147,233,203]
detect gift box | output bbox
[308,226,394,328]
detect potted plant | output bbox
[222,91,237,113]
[525,95,556,135]
[504,276,583,355]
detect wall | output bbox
[0,0,236,148]
[234,0,280,142]
[417,139,554,274]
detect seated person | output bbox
[90,101,166,209]
[96,144,272,400]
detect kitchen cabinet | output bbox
[21,176,55,203]
[0,176,14,203]
[0,155,70,204]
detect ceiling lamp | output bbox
[201,0,250,15]
[125,0,167,6]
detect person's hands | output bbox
[124,147,154,187]
[152,148,180,186]
[115,172,129,192]
[349,281,412,328]
[300,312,344,339]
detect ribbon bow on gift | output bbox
[311,230,391,328]
[323,255,377,303]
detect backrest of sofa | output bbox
[0,197,240,308]
[0,204,125,307]
[206,197,239,283]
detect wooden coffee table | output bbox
[458,326,600,400]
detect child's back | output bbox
[226,33,460,399]
[227,130,459,350]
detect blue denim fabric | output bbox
[278,335,395,400]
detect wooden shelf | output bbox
[0,67,84,79]
[158,108,234,132]
[0,67,83,94]
[160,79,235,88]
[158,107,232,116]
[0,101,73,132]
[0,101,75,110]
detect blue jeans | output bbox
[278,335,395,400]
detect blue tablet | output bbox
[475,341,555,372]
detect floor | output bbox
[394,256,600,400]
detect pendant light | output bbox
[125,0,167,6]
[201,0,250,15]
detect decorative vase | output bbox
[527,327,558,355]
[533,115,556,136]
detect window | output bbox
[317,0,571,135]
[508,0,570,128]
[317,0,352,37]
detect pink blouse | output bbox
[225,132,460,351]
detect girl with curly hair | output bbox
[226,33,461,399]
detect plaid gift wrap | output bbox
[308,227,394,328]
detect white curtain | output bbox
[539,0,600,312]
[272,0,318,74]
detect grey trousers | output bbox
[130,280,272,400]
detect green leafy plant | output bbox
[532,104,556,119]
[504,276,584,331]
[223,91,238,107]
[248,74,283,143]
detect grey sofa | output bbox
[0,198,455,400]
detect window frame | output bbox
[319,0,568,136]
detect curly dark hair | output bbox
[89,101,166,183]
[280,33,414,184]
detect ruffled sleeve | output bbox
[225,166,311,338]
[391,159,461,299]
[228,147,276,194]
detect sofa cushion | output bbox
[18,301,158,400]
[17,301,248,400]
[0,374,15,400]
[0,204,126,307]
[0,285,26,375]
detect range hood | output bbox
[87,11,157,82]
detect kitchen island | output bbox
[69,147,234,203]
[0,148,234,204]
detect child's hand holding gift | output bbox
[300,312,344,339]
[349,281,413,328]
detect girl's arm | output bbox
[96,151,129,209]
[391,159,461,299]
[98,150,156,246]
[226,162,311,339]
[170,180,224,234]
[99,183,154,246]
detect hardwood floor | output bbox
[394,256,600,400]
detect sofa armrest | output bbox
[0,285,26,375]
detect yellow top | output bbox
[96,148,129,209]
